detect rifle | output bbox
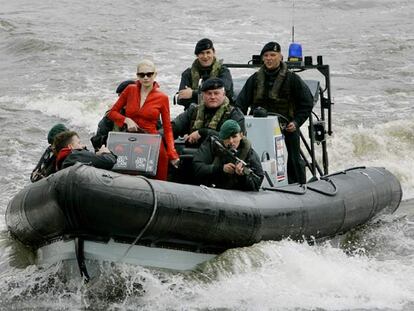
[210,136,259,178]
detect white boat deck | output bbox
[36,239,216,272]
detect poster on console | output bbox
[107,133,161,176]
[274,134,286,182]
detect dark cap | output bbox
[194,38,214,55]
[116,80,135,95]
[260,41,281,56]
[47,123,68,144]
[219,120,242,140]
[200,78,224,92]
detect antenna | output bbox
[291,0,295,42]
[288,0,303,64]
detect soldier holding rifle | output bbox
[192,119,263,191]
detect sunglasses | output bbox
[137,72,155,78]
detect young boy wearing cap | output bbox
[192,119,264,191]
[235,41,314,184]
[177,38,234,110]
[54,131,117,171]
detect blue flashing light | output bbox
[288,42,303,62]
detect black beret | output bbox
[116,80,136,94]
[260,41,281,56]
[194,38,214,55]
[200,78,224,92]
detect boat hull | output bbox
[36,238,216,272]
[6,164,402,254]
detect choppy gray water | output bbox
[0,0,413,309]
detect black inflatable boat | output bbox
[5,53,404,276]
[6,163,402,274]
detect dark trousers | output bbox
[284,131,306,184]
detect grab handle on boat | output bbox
[117,176,158,262]
[262,184,307,195]
[325,166,366,178]
[306,177,338,196]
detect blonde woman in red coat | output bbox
[108,59,179,180]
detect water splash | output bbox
[2,210,414,310]
[329,118,414,199]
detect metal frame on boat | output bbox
[224,54,334,179]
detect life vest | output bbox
[191,97,232,132]
[30,146,57,182]
[190,57,222,90]
[253,62,294,120]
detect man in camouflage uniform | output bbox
[172,77,244,148]
[177,38,234,110]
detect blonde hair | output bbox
[137,59,156,73]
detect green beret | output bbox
[219,120,241,140]
[47,123,68,144]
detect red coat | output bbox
[108,81,178,180]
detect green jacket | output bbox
[177,58,234,109]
